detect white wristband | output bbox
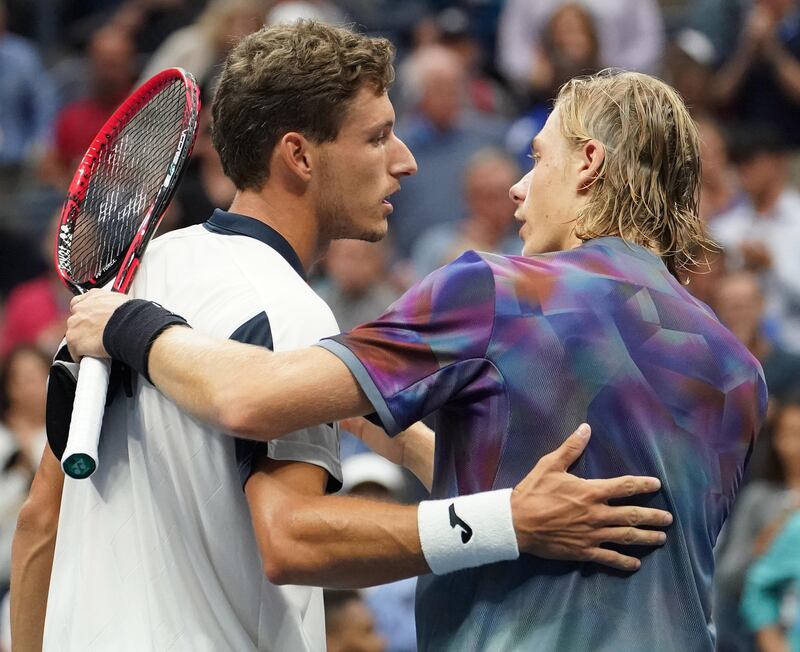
[417,488,519,575]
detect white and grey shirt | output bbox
[45,210,341,652]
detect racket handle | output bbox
[61,356,112,479]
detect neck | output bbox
[228,186,325,272]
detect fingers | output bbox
[586,474,661,499]
[584,548,642,572]
[545,423,591,470]
[70,288,106,309]
[596,504,673,528]
[593,526,667,547]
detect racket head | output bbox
[54,67,200,295]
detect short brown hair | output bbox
[555,70,713,277]
[212,20,395,190]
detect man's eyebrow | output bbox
[367,119,394,132]
[530,136,540,151]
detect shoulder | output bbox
[421,250,498,296]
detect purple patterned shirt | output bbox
[318,237,767,651]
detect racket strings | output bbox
[66,79,192,285]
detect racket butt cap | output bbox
[63,453,97,479]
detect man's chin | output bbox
[355,217,388,243]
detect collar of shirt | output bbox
[580,235,662,265]
[203,209,307,282]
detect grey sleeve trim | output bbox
[315,339,401,436]
[266,438,343,494]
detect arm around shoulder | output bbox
[148,327,373,440]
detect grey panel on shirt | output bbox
[229,312,342,492]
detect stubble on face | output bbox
[315,161,388,244]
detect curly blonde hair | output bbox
[555,70,714,277]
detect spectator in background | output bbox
[315,239,399,333]
[110,0,200,54]
[433,7,514,118]
[412,148,519,280]
[695,118,747,223]
[324,589,386,652]
[0,227,47,300]
[139,0,266,88]
[496,0,665,96]
[528,4,601,104]
[41,25,137,188]
[711,125,800,351]
[174,95,236,229]
[0,346,49,593]
[267,0,345,26]
[714,392,800,652]
[505,3,601,171]
[0,0,56,181]
[741,508,800,652]
[714,271,800,403]
[340,453,415,652]
[341,452,406,498]
[665,29,718,118]
[685,0,748,62]
[392,45,507,256]
[0,215,72,358]
[713,0,800,146]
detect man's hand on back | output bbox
[512,424,671,571]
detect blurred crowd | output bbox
[1,0,800,650]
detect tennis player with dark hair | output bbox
[12,23,672,652]
[67,70,767,650]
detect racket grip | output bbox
[61,356,112,479]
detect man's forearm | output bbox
[11,448,63,651]
[399,422,434,491]
[255,490,430,588]
[149,327,372,440]
[249,457,522,588]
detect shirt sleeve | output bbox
[317,251,498,435]
[230,311,342,492]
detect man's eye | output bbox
[528,153,541,166]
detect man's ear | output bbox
[576,139,605,192]
[277,132,315,182]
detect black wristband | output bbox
[103,299,190,383]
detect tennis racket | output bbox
[54,68,200,479]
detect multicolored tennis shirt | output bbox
[318,236,767,652]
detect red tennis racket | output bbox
[54,68,200,479]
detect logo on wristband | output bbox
[449,503,473,544]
